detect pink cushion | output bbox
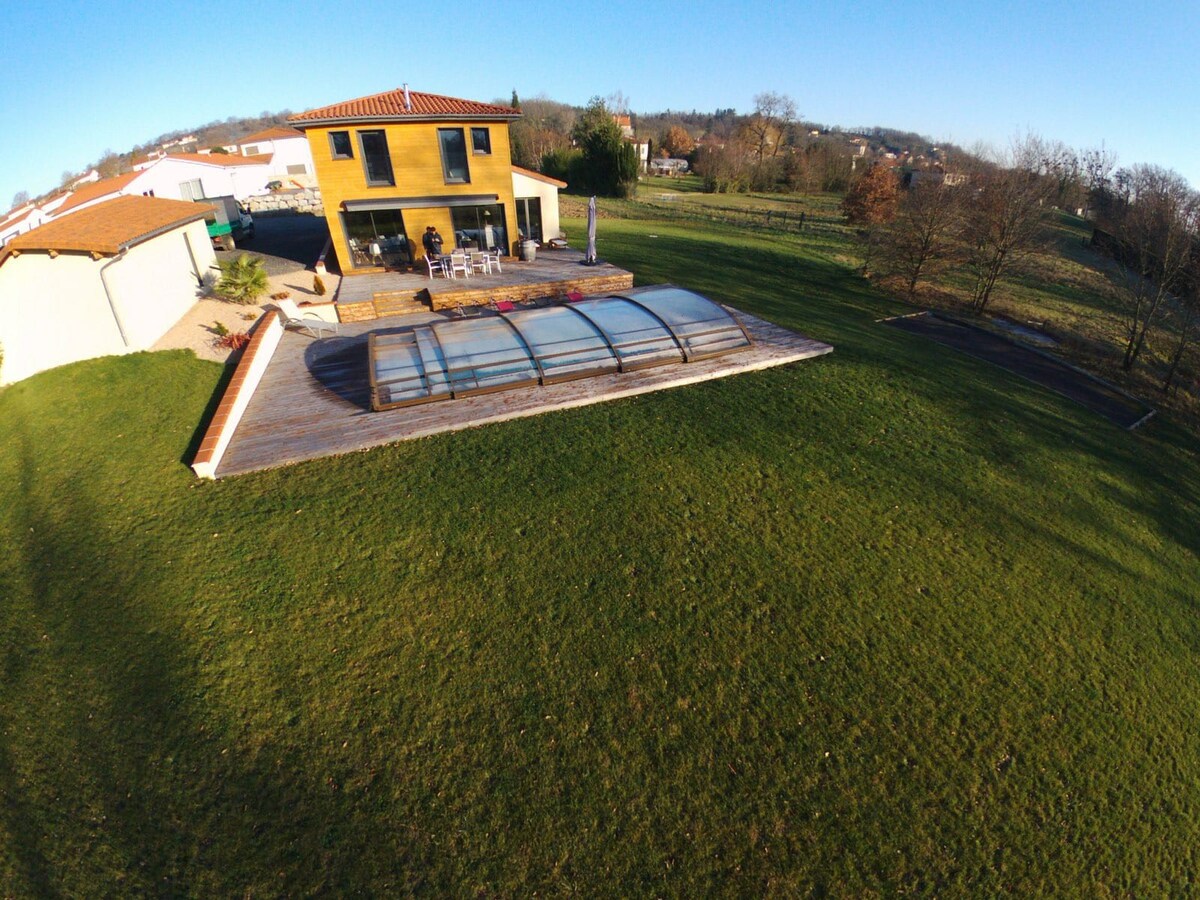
[494,300,515,313]
[566,291,584,302]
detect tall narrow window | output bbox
[358,130,394,186]
[471,127,492,155]
[329,131,353,160]
[438,128,470,183]
[179,179,203,201]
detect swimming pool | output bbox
[367,286,753,411]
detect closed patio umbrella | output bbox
[585,196,597,265]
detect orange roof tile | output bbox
[237,126,306,144]
[511,165,567,189]
[1,206,36,232]
[1,196,213,264]
[53,171,143,215]
[164,152,274,167]
[289,88,520,126]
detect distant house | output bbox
[0,205,51,247]
[235,126,316,186]
[49,171,146,219]
[134,153,274,202]
[289,86,525,272]
[613,114,634,139]
[511,166,566,243]
[0,196,216,384]
[648,158,689,176]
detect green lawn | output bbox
[1,214,1198,895]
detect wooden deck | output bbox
[214,297,834,478]
[334,248,633,320]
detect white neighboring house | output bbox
[134,153,274,202]
[511,166,566,244]
[37,154,274,226]
[0,206,50,247]
[0,195,216,385]
[236,126,316,188]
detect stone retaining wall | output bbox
[246,188,324,217]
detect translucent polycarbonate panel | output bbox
[414,327,451,396]
[622,288,751,359]
[370,331,447,408]
[569,297,683,369]
[505,306,618,381]
[431,316,538,395]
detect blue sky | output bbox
[4,0,1198,208]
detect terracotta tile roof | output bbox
[1,206,35,232]
[289,88,520,126]
[1,196,213,264]
[53,171,143,215]
[237,126,306,144]
[511,165,567,189]
[165,152,274,167]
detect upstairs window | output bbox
[329,131,353,160]
[179,179,204,201]
[438,128,470,183]
[358,130,394,186]
[471,127,492,155]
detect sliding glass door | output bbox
[449,204,508,253]
[342,209,411,269]
[515,197,543,242]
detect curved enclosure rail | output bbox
[368,287,754,411]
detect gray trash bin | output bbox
[521,240,537,262]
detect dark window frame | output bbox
[438,128,471,184]
[329,131,354,160]
[358,129,395,187]
[471,127,492,155]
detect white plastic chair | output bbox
[483,250,502,273]
[446,250,470,279]
[468,251,490,275]
[274,298,339,338]
[425,255,445,279]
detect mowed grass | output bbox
[2,215,1199,895]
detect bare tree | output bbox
[960,137,1053,312]
[1161,264,1199,393]
[509,95,576,170]
[744,92,797,164]
[877,180,963,298]
[1035,139,1083,210]
[1107,164,1199,371]
[1081,145,1118,209]
[11,190,30,209]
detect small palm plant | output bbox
[215,253,269,305]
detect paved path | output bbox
[885,312,1153,429]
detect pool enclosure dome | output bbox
[368,286,754,410]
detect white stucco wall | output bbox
[136,158,271,202]
[511,170,563,242]
[0,209,48,247]
[242,137,315,184]
[0,218,214,384]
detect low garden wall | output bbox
[246,188,323,218]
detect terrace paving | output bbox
[214,291,833,477]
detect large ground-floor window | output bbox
[450,204,508,253]
[515,197,543,242]
[343,209,411,269]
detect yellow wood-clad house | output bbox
[290,87,523,274]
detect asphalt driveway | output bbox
[232,213,329,277]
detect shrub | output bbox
[215,253,269,305]
[540,148,582,185]
[212,321,230,337]
[270,291,291,301]
[313,275,326,296]
[212,330,250,351]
